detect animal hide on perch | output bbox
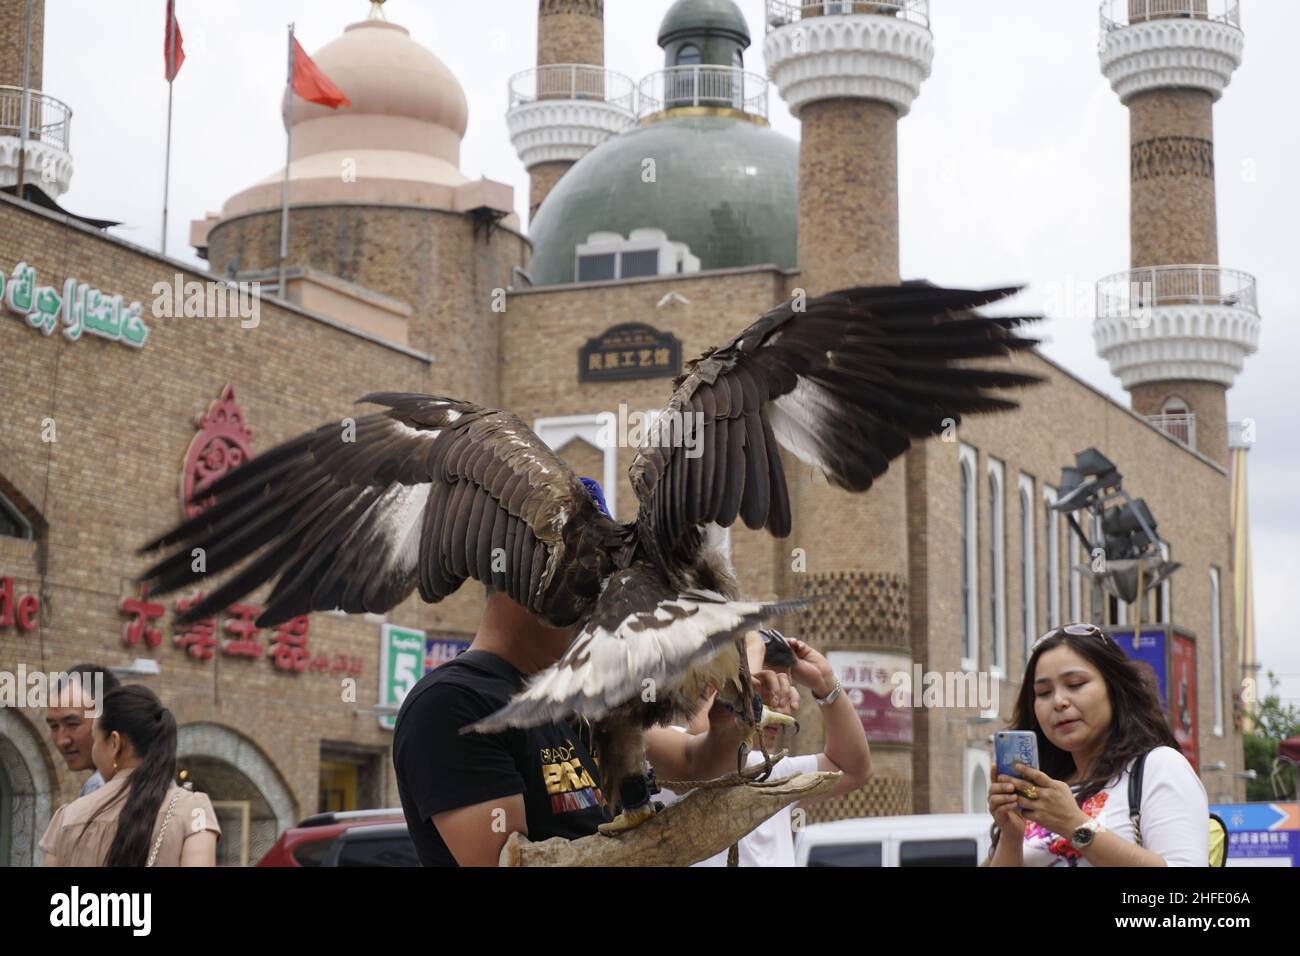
[498,769,841,867]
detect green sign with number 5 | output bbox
[379,624,426,731]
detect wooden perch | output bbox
[498,769,841,867]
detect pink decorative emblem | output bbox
[180,385,253,518]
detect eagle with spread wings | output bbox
[140,282,1041,831]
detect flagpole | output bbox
[161,1,178,255]
[278,22,294,296]
[15,0,33,198]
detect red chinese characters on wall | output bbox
[310,653,363,677]
[174,595,218,661]
[221,604,264,659]
[116,589,354,677]
[180,384,253,519]
[269,614,311,673]
[120,587,165,648]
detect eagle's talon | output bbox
[597,803,657,835]
[758,705,799,735]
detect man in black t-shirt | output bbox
[394,588,749,866]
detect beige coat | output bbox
[40,766,221,866]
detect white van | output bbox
[794,813,993,866]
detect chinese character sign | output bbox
[827,650,913,745]
[120,588,165,648]
[115,591,339,679]
[579,323,681,382]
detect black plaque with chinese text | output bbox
[578,323,682,382]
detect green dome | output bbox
[528,116,798,286]
[658,0,751,47]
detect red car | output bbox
[257,809,419,867]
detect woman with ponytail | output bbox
[40,685,221,866]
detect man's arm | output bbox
[646,701,744,780]
[647,631,795,781]
[393,682,531,866]
[786,638,872,804]
[432,794,529,867]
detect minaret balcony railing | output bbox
[1096,265,1257,320]
[1100,0,1240,34]
[508,66,637,113]
[636,66,769,122]
[1146,412,1196,448]
[0,86,72,152]
[765,0,929,31]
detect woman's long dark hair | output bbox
[90,685,178,867]
[988,625,1179,854]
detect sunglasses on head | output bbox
[1032,622,1118,650]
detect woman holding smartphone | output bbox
[986,623,1208,867]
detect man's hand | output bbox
[751,668,796,710]
[786,638,837,699]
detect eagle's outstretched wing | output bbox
[140,393,625,627]
[629,282,1043,565]
[472,283,1044,732]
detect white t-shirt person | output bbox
[1021,746,1208,867]
[657,731,821,867]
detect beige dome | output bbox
[217,13,513,223]
[285,19,468,137]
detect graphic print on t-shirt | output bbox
[540,738,605,813]
[1024,790,1108,865]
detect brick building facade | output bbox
[0,0,1256,864]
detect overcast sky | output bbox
[39,1,1300,705]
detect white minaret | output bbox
[1093,0,1260,466]
[506,1,635,223]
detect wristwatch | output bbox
[1069,818,1105,851]
[814,678,843,707]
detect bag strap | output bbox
[1127,751,1150,846]
[147,789,183,868]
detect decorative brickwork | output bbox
[793,571,909,648]
[801,774,912,822]
[1132,136,1214,181]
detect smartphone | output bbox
[994,731,1039,780]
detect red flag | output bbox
[291,38,351,109]
[164,0,185,82]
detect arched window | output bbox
[1210,567,1223,736]
[1159,395,1195,447]
[1018,476,1035,663]
[675,44,701,66]
[959,445,978,671]
[0,490,32,540]
[1069,529,1083,623]
[1043,486,1061,629]
[988,459,1006,676]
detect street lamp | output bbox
[1049,447,1181,624]
[111,659,161,678]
